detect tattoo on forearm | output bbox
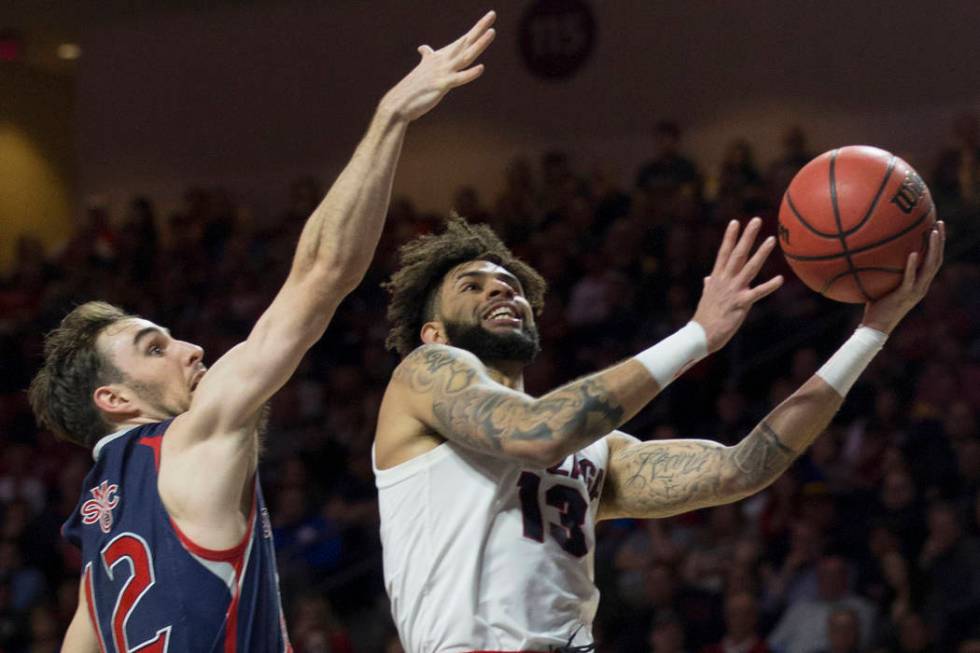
[731,421,796,479]
[610,421,799,517]
[618,442,724,509]
[396,346,625,453]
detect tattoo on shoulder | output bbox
[396,346,624,454]
[394,346,477,394]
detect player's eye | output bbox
[148,345,164,356]
[462,283,479,292]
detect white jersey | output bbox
[374,436,611,653]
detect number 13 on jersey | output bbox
[517,471,591,557]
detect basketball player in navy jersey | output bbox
[28,12,497,652]
[373,216,944,652]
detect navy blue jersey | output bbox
[62,420,292,652]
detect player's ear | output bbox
[93,385,139,419]
[420,321,448,345]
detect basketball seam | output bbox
[783,155,896,240]
[786,193,839,238]
[783,201,935,261]
[852,156,898,236]
[828,149,873,302]
[819,265,906,296]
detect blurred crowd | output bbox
[1,116,979,653]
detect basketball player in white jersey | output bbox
[373,216,944,653]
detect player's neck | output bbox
[109,412,175,431]
[483,360,524,391]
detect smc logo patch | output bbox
[81,480,120,534]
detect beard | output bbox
[443,319,541,364]
[126,377,186,417]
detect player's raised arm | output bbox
[182,11,497,441]
[386,218,782,467]
[597,222,945,520]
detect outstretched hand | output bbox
[862,220,945,335]
[379,11,496,122]
[692,217,784,353]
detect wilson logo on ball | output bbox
[890,172,927,214]
[777,145,936,303]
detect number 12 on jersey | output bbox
[86,533,172,652]
[516,471,589,557]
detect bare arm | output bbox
[386,218,782,467]
[598,376,841,519]
[61,581,100,653]
[392,344,655,466]
[599,222,946,520]
[181,12,498,441]
[159,14,497,547]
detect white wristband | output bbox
[816,326,887,396]
[634,321,709,388]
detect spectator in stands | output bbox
[648,611,690,653]
[761,521,825,615]
[289,593,352,653]
[918,502,980,647]
[0,113,977,648]
[932,112,980,211]
[768,555,876,653]
[716,138,767,214]
[26,603,60,653]
[816,607,863,653]
[875,470,926,559]
[0,579,27,651]
[0,540,45,613]
[701,591,771,653]
[767,126,813,199]
[888,612,935,653]
[636,120,701,198]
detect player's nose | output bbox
[486,279,515,299]
[182,341,204,366]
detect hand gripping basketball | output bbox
[692,217,784,353]
[778,146,936,302]
[861,220,945,335]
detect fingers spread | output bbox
[711,220,740,276]
[466,10,497,43]
[459,27,496,68]
[449,10,497,53]
[737,236,776,285]
[449,64,485,87]
[746,275,784,304]
[724,217,762,276]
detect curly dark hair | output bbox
[28,301,131,448]
[383,216,547,357]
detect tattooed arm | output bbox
[598,374,843,520]
[389,343,665,467]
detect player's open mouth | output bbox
[482,304,522,328]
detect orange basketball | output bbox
[777,146,936,303]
